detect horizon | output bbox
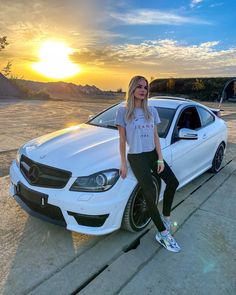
[0,0,235,91]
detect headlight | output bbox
[70,169,120,192]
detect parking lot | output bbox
[0,98,235,294]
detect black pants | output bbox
[127,148,179,232]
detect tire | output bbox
[122,175,160,232]
[209,143,225,173]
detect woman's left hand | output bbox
[157,161,165,174]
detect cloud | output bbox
[1,0,234,80]
[110,9,210,25]
[0,1,119,47]
[210,2,224,8]
[71,39,236,77]
[190,0,204,8]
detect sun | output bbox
[32,41,80,79]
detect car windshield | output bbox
[86,104,176,138]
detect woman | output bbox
[115,75,181,253]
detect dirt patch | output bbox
[0,96,122,175]
[0,98,235,176]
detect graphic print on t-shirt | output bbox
[115,105,160,153]
[134,111,154,138]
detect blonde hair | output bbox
[125,75,152,121]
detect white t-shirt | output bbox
[115,106,161,154]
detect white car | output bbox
[9,97,227,235]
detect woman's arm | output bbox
[154,125,165,174]
[154,125,163,160]
[117,125,127,178]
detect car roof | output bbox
[148,96,194,109]
[118,96,194,109]
[118,96,206,110]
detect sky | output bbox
[0,0,235,90]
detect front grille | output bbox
[16,183,66,226]
[20,155,72,188]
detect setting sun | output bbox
[32,41,81,79]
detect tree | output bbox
[0,36,8,51]
[167,78,175,92]
[117,88,123,93]
[0,36,11,77]
[1,61,12,77]
[192,79,205,91]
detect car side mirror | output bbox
[178,128,198,140]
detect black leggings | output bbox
[127,148,179,232]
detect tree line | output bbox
[150,77,236,101]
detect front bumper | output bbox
[9,160,136,235]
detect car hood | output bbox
[23,123,167,176]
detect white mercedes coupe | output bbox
[9,97,227,235]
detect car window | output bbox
[87,104,176,138]
[197,106,215,127]
[172,106,202,143]
[176,107,201,131]
[154,107,176,138]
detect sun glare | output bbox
[32,41,80,79]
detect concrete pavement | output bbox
[78,156,236,295]
[1,149,235,295]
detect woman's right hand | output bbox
[119,162,127,179]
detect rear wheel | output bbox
[122,176,160,232]
[209,143,225,173]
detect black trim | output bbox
[14,183,66,227]
[20,155,72,188]
[68,211,109,227]
[16,182,48,206]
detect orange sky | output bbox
[0,1,235,91]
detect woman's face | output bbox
[133,78,148,100]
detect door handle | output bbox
[202,133,207,139]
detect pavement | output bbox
[1,146,235,295]
[0,101,235,295]
[77,152,236,295]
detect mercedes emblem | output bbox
[28,164,40,183]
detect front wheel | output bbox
[209,143,225,173]
[122,176,160,232]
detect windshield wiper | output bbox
[100,124,117,129]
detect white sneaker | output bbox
[155,231,181,253]
[161,214,171,231]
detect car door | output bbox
[195,106,218,169]
[169,106,204,187]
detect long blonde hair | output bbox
[125,75,152,121]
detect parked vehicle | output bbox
[9,96,227,235]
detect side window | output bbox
[172,106,201,144]
[197,107,214,127]
[176,107,201,131]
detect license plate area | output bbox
[15,182,48,207]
